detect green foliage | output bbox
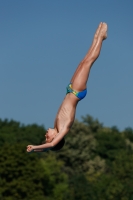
[124,127,133,142]
[95,131,126,162]
[0,116,133,199]
[0,119,68,200]
[0,143,45,200]
[93,150,133,200]
[0,144,68,200]
[55,119,97,174]
[0,119,45,146]
[66,174,94,200]
[40,156,68,200]
[81,115,103,133]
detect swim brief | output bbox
[66,83,87,100]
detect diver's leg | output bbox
[70,22,107,91]
[70,22,102,83]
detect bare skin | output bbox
[27,22,107,152]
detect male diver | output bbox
[27,22,107,152]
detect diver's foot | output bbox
[90,22,103,51]
[99,22,107,40]
[94,22,103,41]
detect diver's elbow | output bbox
[50,142,56,148]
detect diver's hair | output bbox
[51,138,65,151]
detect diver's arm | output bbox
[27,142,53,152]
[27,127,69,152]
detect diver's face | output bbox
[45,128,56,143]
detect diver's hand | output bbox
[27,145,34,152]
[27,145,50,152]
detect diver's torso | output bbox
[54,93,79,132]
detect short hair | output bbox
[51,138,65,151]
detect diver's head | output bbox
[45,128,65,151]
[45,128,57,143]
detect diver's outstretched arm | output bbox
[27,127,69,152]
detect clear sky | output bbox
[0,0,133,131]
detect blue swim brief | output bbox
[66,83,87,100]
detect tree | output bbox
[0,119,46,146]
[0,143,46,200]
[81,115,103,133]
[0,144,68,200]
[65,173,94,200]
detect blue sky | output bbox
[0,0,133,131]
